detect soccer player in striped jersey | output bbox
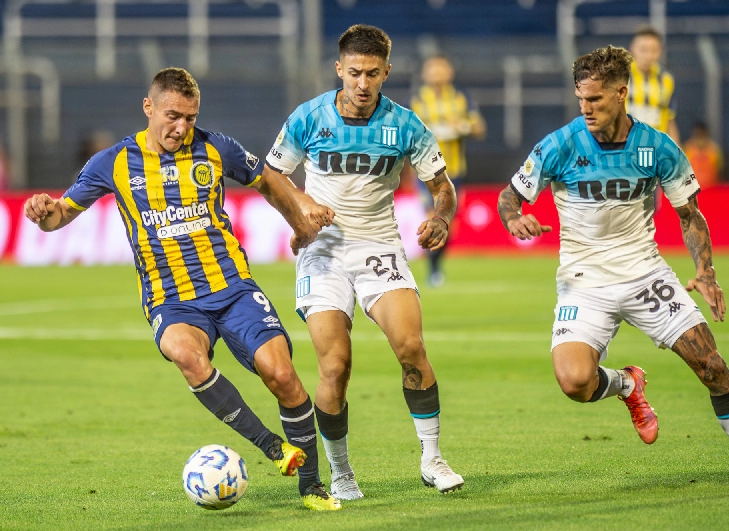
[24,67,340,511]
[498,45,729,444]
[627,26,680,143]
[264,24,464,499]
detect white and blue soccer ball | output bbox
[182,444,248,510]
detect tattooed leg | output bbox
[673,324,729,436]
[672,323,729,395]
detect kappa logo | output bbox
[315,127,336,139]
[534,144,543,160]
[129,175,146,191]
[573,156,593,169]
[190,161,214,188]
[223,408,241,423]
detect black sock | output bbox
[711,392,729,417]
[191,369,276,456]
[280,396,320,494]
[588,367,609,402]
[315,403,348,441]
[403,382,440,417]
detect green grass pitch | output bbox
[1,254,729,530]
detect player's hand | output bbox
[301,201,335,229]
[507,214,552,240]
[417,217,448,251]
[686,272,726,322]
[289,222,319,256]
[24,193,57,224]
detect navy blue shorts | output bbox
[148,278,292,374]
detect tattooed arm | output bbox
[417,173,457,250]
[676,196,726,321]
[497,185,552,240]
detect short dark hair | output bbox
[632,25,663,43]
[149,67,200,100]
[573,45,632,88]
[338,24,391,61]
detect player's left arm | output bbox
[417,172,456,251]
[675,196,725,321]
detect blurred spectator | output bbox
[627,26,680,143]
[683,122,724,188]
[409,55,486,286]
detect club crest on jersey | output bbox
[637,147,655,168]
[381,126,398,146]
[190,161,215,188]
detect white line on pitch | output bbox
[0,297,138,317]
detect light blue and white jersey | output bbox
[511,116,699,288]
[266,90,446,242]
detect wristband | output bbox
[432,216,449,230]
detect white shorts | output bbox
[294,236,418,323]
[551,266,707,361]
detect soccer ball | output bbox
[182,444,248,510]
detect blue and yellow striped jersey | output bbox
[409,84,475,179]
[627,62,676,133]
[63,127,263,316]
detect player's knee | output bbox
[556,374,593,402]
[265,364,299,395]
[392,335,426,362]
[165,343,211,381]
[319,358,351,389]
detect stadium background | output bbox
[0,0,727,260]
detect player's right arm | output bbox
[497,138,555,239]
[24,194,82,231]
[262,164,334,229]
[497,186,550,240]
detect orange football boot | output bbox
[618,366,658,444]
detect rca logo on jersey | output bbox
[190,161,215,188]
[578,177,652,202]
[141,202,210,227]
[160,165,180,185]
[557,306,578,321]
[245,152,259,171]
[381,126,398,146]
[129,176,146,191]
[637,147,655,168]
[319,151,397,176]
[524,157,535,175]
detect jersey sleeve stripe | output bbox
[245,173,262,187]
[64,196,87,211]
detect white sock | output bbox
[322,434,353,480]
[717,418,729,436]
[617,369,636,398]
[414,415,441,466]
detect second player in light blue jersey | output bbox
[498,45,728,445]
[264,24,464,498]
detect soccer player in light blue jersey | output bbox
[498,45,728,444]
[263,25,464,497]
[24,68,341,511]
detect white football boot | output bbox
[421,457,464,493]
[330,472,364,500]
